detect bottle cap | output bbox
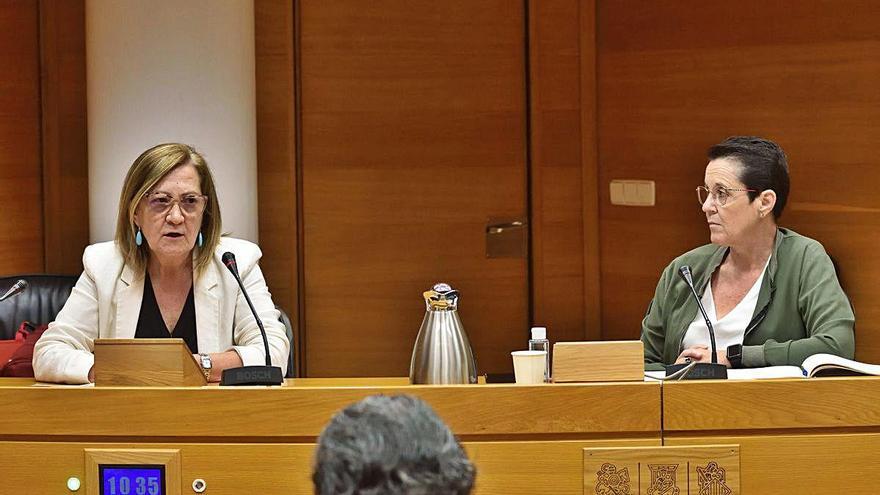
[530,326,546,340]
[423,283,459,311]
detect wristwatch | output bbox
[726,344,743,369]
[199,353,213,381]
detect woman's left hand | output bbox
[675,345,731,368]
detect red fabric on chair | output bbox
[0,325,27,364]
[0,322,49,377]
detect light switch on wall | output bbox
[609,180,655,206]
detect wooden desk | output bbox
[0,378,661,494]
[663,377,880,494]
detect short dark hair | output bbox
[312,394,476,495]
[707,136,790,218]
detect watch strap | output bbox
[726,344,743,369]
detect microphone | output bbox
[666,265,727,380]
[678,266,718,364]
[0,279,28,302]
[219,252,283,386]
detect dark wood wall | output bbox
[0,1,44,273]
[597,0,880,362]
[297,1,531,377]
[257,0,595,376]
[529,0,599,344]
[258,0,880,374]
[0,0,88,277]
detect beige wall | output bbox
[86,0,259,243]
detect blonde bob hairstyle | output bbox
[114,143,222,275]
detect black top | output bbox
[134,273,198,354]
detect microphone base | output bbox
[665,362,728,380]
[220,365,284,386]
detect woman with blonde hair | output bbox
[34,143,289,384]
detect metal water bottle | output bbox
[409,283,477,384]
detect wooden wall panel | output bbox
[597,1,880,363]
[255,0,300,372]
[528,0,593,344]
[0,1,86,277]
[40,0,88,275]
[0,1,44,274]
[299,1,528,377]
[580,0,600,340]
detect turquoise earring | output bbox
[135,228,143,246]
[197,231,204,247]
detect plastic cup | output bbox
[511,350,546,384]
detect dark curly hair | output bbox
[312,394,476,495]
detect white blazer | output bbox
[33,237,289,384]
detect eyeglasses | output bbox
[696,186,756,207]
[144,192,207,216]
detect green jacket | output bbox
[641,228,855,370]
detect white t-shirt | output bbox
[681,256,771,352]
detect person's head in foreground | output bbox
[312,394,476,495]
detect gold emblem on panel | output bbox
[647,464,680,495]
[595,462,632,495]
[696,461,732,495]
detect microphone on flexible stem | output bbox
[665,266,728,380]
[0,279,28,302]
[219,252,283,386]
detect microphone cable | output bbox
[644,360,699,381]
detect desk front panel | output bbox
[0,379,662,494]
[664,377,880,494]
[0,438,662,494]
[0,380,660,439]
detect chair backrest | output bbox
[0,274,79,340]
[277,306,297,378]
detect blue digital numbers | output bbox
[100,465,165,495]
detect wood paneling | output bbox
[0,380,661,438]
[528,0,594,344]
[0,1,44,274]
[0,438,662,495]
[665,377,880,494]
[596,1,880,364]
[664,377,880,432]
[666,434,880,495]
[255,0,300,372]
[299,1,529,376]
[39,0,88,275]
[580,0,601,341]
[465,439,660,495]
[0,379,661,493]
[0,1,87,277]
[0,442,313,495]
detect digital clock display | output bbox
[99,464,166,495]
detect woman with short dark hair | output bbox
[642,136,854,369]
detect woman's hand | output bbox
[675,345,732,368]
